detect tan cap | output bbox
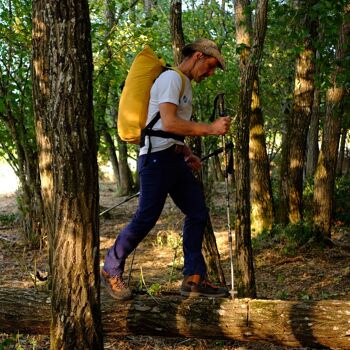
[182,38,225,70]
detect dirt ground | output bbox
[1,181,350,350]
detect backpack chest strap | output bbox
[140,112,185,148]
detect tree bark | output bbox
[286,2,317,224]
[202,217,226,285]
[313,5,350,239]
[305,87,321,178]
[234,0,274,237]
[1,288,350,350]
[305,40,321,179]
[233,0,268,297]
[170,0,185,66]
[278,102,291,225]
[249,76,274,236]
[287,48,315,223]
[39,0,104,348]
[32,0,55,273]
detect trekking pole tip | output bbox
[229,289,238,300]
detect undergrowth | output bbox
[254,175,350,254]
[0,213,17,226]
[334,176,350,224]
[252,221,317,255]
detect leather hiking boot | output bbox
[180,274,229,298]
[101,269,132,301]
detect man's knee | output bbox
[187,206,209,224]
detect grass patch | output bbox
[0,213,17,226]
[253,221,317,255]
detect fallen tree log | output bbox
[0,288,349,349]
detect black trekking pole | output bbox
[216,93,236,299]
[99,192,140,217]
[200,142,233,162]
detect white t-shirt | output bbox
[139,69,192,155]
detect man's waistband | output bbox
[139,144,185,158]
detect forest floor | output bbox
[0,180,350,350]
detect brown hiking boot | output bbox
[180,274,229,298]
[101,269,132,301]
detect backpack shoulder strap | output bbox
[169,67,186,100]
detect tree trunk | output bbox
[104,0,122,187]
[286,1,317,224]
[213,154,225,181]
[40,0,103,348]
[313,6,350,239]
[346,147,350,175]
[32,0,55,271]
[278,102,291,225]
[188,136,226,285]
[95,80,122,186]
[1,288,350,350]
[170,0,185,66]
[108,90,124,191]
[287,49,315,223]
[16,150,44,247]
[313,100,343,239]
[305,41,321,179]
[202,217,226,285]
[337,127,347,176]
[250,78,274,236]
[101,117,121,186]
[235,0,273,237]
[116,137,135,195]
[233,0,269,298]
[306,87,321,178]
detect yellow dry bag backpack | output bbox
[117,45,186,144]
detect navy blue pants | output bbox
[103,145,208,278]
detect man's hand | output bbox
[209,116,231,135]
[185,154,202,171]
[160,103,231,137]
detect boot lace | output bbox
[202,279,219,289]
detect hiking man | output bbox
[102,38,231,300]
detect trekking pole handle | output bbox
[210,92,225,122]
[217,93,225,117]
[217,93,229,177]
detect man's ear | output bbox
[193,51,203,61]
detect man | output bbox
[102,38,231,300]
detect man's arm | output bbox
[159,102,230,137]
